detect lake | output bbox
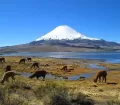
[2,52,120,63]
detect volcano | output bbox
[1,25,120,53]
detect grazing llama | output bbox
[31,62,39,68]
[61,66,68,72]
[27,57,32,62]
[0,71,20,84]
[29,70,47,80]
[19,58,26,64]
[93,70,107,83]
[0,57,6,63]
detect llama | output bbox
[0,57,6,63]
[5,65,11,72]
[61,66,68,72]
[31,62,39,68]
[29,70,47,80]
[94,70,107,83]
[0,71,21,84]
[19,58,26,64]
[27,57,32,62]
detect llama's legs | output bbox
[12,76,15,80]
[99,77,101,83]
[37,76,39,79]
[36,65,39,68]
[102,77,104,83]
[11,76,15,83]
[65,68,67,72]
[42,75,45,81]
[104,76,106,83]
[6,77,9,82]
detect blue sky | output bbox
[0,0,120,46]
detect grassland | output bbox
[0,56,120,105]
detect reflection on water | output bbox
[2,52,120,63]
[68,73,94,80]
[18,70,96,81]
[20,72,63,80]
[89,64,106,70]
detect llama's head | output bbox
[93,79,97,83]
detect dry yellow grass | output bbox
[0,56,94,77]
[0,56,120,105]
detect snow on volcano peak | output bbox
[36,25,100,41]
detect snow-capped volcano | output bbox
[1,25,120,53]
[36,25,100,41]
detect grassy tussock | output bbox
[34,82,94,105]
[0,85,29,105]
[0,76,94,105]
[107,100,120,105]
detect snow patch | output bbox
[36,25,100,41]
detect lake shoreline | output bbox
[1,52,120,63]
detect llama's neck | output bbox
[29,74,35,78]
[95,75,99,82]
[1,74,6,83]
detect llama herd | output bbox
[0,57,47,84]
[0,57,108,84]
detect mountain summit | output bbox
[36,25,100,41]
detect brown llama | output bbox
[93,70,107,83]
[27,57,32,62]
[31,62,39,68]
[29,70,47,80]
[0,71,21,84]
[5,65,11,72]
[61,66,68,72]
[0,57,6,63]
[19,58,26,64]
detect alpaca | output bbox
[31,62,39,68]
[94,70,107,83]
[29,70,47,80]
[27,57,32,62]
[0,71,21,84]
[5,65,11,72]
[61,66,67,72]
[0,57,6,63]
[19,58,26,64]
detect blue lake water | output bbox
[18,71,94,80]
[2,52,120,63]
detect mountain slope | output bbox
[30,25,120,49]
